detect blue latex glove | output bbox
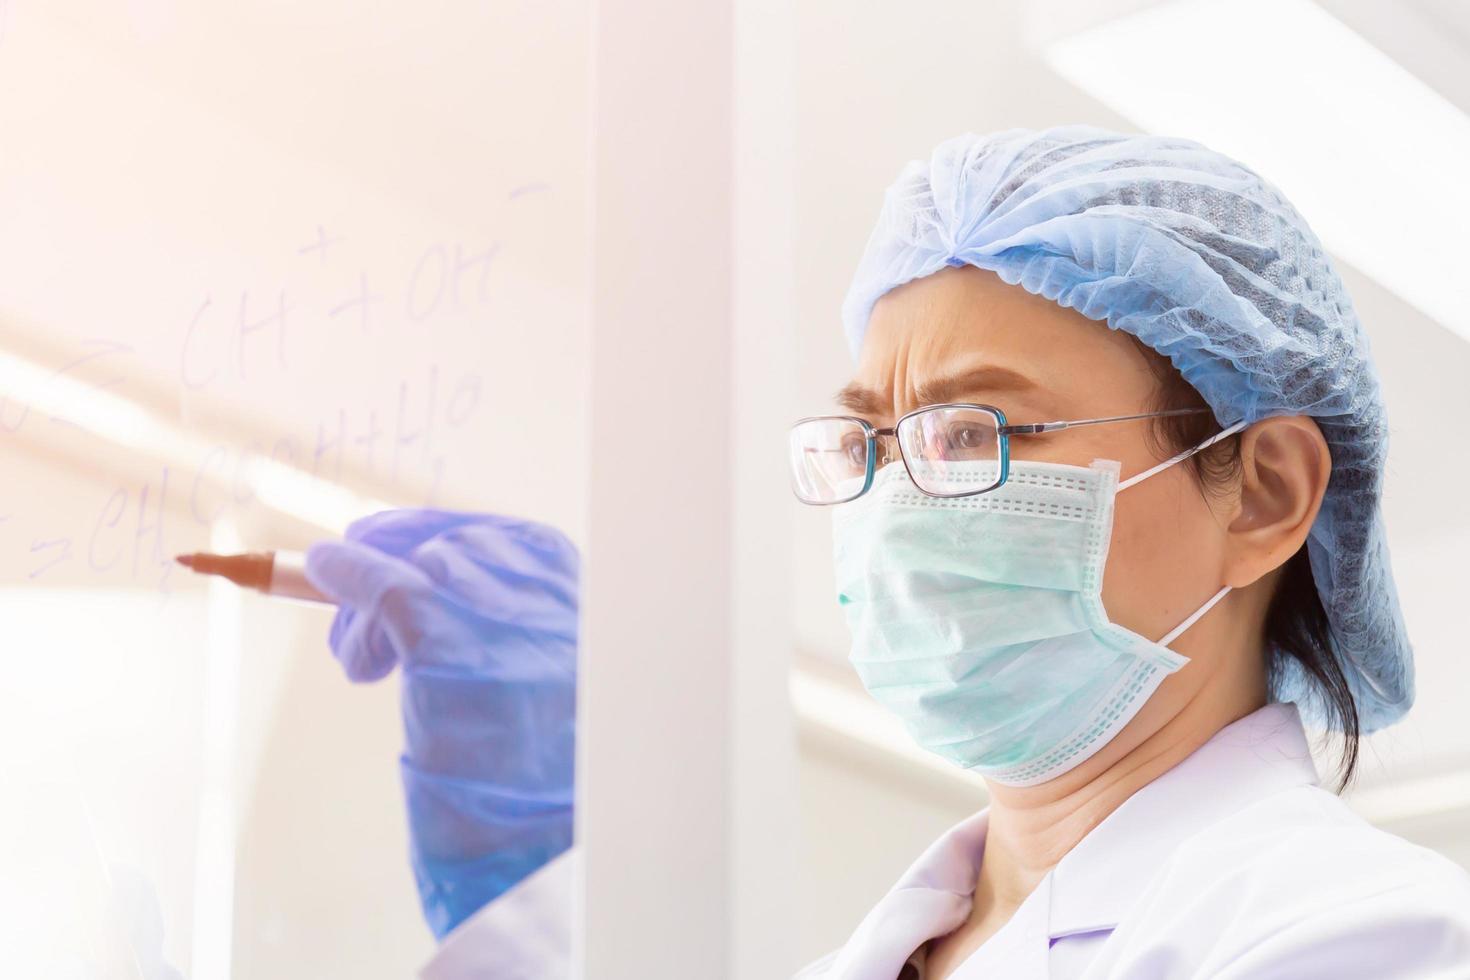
[305,509,578,940]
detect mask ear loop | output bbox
[1158,584,1232,647]
[1117,419,1249,491]
[1113,418,1250,648]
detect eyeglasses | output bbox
[789,403,1212,505]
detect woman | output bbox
[306,127,1470,978]
[786,126,1470,978]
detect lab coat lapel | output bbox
[945,873,1054,978]
[825,811,989,980]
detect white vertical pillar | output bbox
[732,0,800,976]
[580,1,734,977]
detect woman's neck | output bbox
[926,688,1262,979]
[979,713,1207,908]
[978,678,1266,915]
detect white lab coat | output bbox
[420,703,1470,979]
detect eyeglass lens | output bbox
[896,406,1003,496]
[788,417,871,504]
[789,406,1005,503]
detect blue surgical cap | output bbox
[842,125,1412,735]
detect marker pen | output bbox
[174,550,331,605]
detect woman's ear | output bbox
[1225,416,1332,588]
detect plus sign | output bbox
[298,225,341,266]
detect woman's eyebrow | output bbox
[914,365,1037,405]
[834,381,890,415]
[834,365,1037,415]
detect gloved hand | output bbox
[304,509,578,940]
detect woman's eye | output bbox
[944,423,990,452]
[840,434,868,470]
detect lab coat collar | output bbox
[1046,701,1319,939]
[823,702,1318,978]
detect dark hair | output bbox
[1133,341,1360,793]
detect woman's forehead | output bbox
[851,266,1159,411]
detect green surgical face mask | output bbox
[831,441,1235,787]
